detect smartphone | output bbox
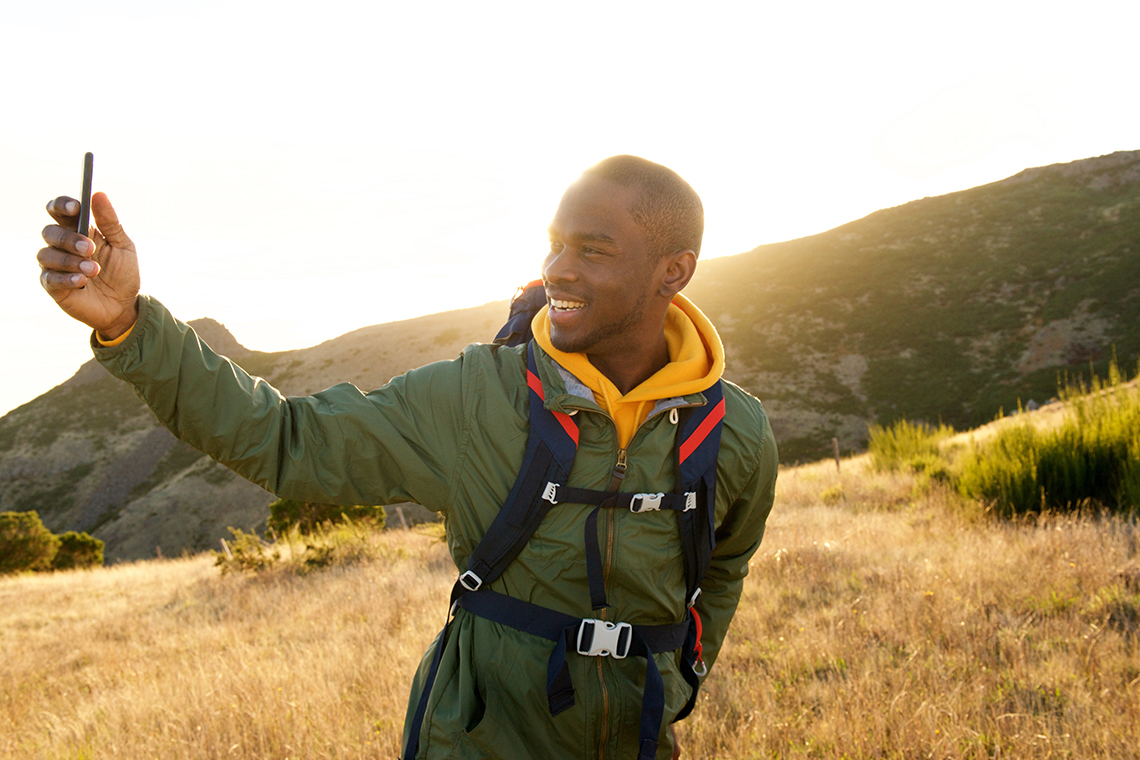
[78,152,93,237]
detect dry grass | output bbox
[1,529,453,759]
[3,463,1139,759]
[679,458,1140,758]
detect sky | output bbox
[3,0,1138,418]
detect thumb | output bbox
[91,192,134,249]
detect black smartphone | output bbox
[78,152,93,237]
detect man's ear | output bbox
[658,249,697,298]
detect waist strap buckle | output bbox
[577,619,632,658]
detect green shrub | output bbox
[267,498,385,535]
[868,419,955,472]
[820,484,846,504]
[958,361,1140,515]
[51,531,104,570]
[215,527,280,575]
[0,511,60,575]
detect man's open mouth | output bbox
[549,298,586,312]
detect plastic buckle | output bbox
[542,482,560,505]
[684,492,697,512]
[458,570,483,591]
[689,587,702,607]
[576,619,632,658]
[630,493,664,513]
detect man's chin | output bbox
[549,326,588,354]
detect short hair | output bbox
[583,155,704,259]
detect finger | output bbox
[46,196,81,230]
[37,246,101,277]
[39,268,89,294]
[41,224,95,257]
[91,192,133,250]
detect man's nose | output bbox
[542,247,577,283]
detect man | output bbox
[37,155,778,759]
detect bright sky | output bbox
[3,0,1137,417]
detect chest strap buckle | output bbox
[630,493,665,513]
[542,482,560,504]
[577,619,632,658]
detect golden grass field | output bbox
[3,457,1138,759]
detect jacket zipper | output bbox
[560,399,702,760]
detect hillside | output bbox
[686,149,1140,461]
[1,150,1137,561]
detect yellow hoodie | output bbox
[532,293,725,448]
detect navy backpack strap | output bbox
[670,380,724,725]
[460,342,578,588]
[402,341,579,760]
[676,380,724,601]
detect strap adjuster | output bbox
[689,587,702,607]
[684,492,697,511]
[630,493,664,513]
[576,619,632,658]
[542,482,560,505]
[458,570,483,591]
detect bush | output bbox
[215,527,280,575]
[0,511,61,575]
[868,419,955,472]
[51,531,104,570]
[957,361,1140,516]
[267,499,385,536]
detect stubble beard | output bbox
[549,288,649,356]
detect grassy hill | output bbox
[1,150,1137,561]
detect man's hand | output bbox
[38,192,140,340]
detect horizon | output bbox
[4,1,1139,417]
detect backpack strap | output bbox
[456,341,578,592]
[670,379,724,722]
[402,341,578,760]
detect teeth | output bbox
[551,299,586,310]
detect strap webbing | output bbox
[455,589,689,760]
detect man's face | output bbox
[542,175,663,357]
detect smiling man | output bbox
[36,155,778,759]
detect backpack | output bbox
[403,282,724,760]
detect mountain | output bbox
[2,151,1137,560]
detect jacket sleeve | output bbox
[692,414,778,675]
[92,295,471,512]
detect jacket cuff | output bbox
[91,295,151,357]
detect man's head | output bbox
[581,155,704,260]
[542,156,702,379]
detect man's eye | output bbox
[549,241,563,254]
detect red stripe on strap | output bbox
[526,370,545,399]
[528,369,579,447]
[691,607,704,663]
[554,411,580,447]
[678,398,726,464]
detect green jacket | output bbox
[94,296,779,760]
